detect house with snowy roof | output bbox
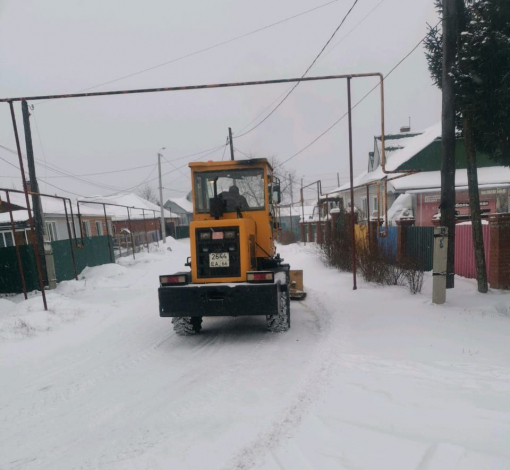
[0,192,112,247]
[320,122,510,226]
[164,192,193,226]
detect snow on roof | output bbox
[81,193,174,221]
[380,122,441,172]
[0,191,104,225]
[392,167,510,192]
[321,122,442,199]
[166,196,193,214]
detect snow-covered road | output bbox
[1,239,509,469]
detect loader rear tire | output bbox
[172,317,202,336]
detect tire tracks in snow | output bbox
[225,288,351,470]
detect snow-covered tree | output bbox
[425,0,510,292]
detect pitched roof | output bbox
[321,122,443,199]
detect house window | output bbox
[4,231,14,247]
[45,222,58,242]
[361,197,368,219]
[373,196,378,215]
[83,220,91,238]
[95,221,103,236]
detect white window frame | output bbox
[45,222,58,242]
[83,220,91,238]
[361,197,368,219]
[95,220,103,236]
[373,196,378,216]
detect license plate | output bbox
[210,252,229,267]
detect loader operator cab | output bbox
[193,167,267,216]
[158,158,302,336]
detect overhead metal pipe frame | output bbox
[3,72,387,293]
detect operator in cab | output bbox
[223,185,249,211]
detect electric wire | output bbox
[35,0,343,98]
[234,0,360,139]
[276,21,442,168]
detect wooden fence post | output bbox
[489,213,510,289]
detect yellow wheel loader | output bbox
[158,158,302,335]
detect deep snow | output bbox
[1,238,509,469]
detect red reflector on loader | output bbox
[160,275,188,286]
[246,272,274,283]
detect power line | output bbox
[277,21,441,168]
[36,0,342,98]
[234,0,360,139]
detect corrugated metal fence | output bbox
[454,224,491,279]
[406,226,434,271]
[378,226,398,264]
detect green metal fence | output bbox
[52,236,113,282]
[0,236,114,294]
[405,226,434,271]
[175,226,190,239]
[0,245,40,294]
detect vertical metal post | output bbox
[127,207,135,259]
[6,191,27,299]
[68,199,79,246]
[142,209,149,252]
[63,200,78,280]
[228,127,235,161]
[153,210,159,246]
[158,152,166,244]
[103,203,114,263]
[9,101,47,310]
[347,78,357,290]
[77,202,84,246]
[366,184,370,222]
[301,179,305,246]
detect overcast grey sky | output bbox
[0,0,441,202]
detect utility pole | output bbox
[228,127,235,161]
[158,149,166,244]
[21,101,56,288]
[440,0,458,289]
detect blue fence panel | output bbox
[377,226,398,264]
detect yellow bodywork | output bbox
[189,159,276,284]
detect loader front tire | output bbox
[172,316,203,336]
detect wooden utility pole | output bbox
[440,0,458,289]
[228,127,235,161]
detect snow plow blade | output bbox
[289,270,307,301]
[159,283,280,317]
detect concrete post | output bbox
[432,226,448,304]
[489,213,510,290]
